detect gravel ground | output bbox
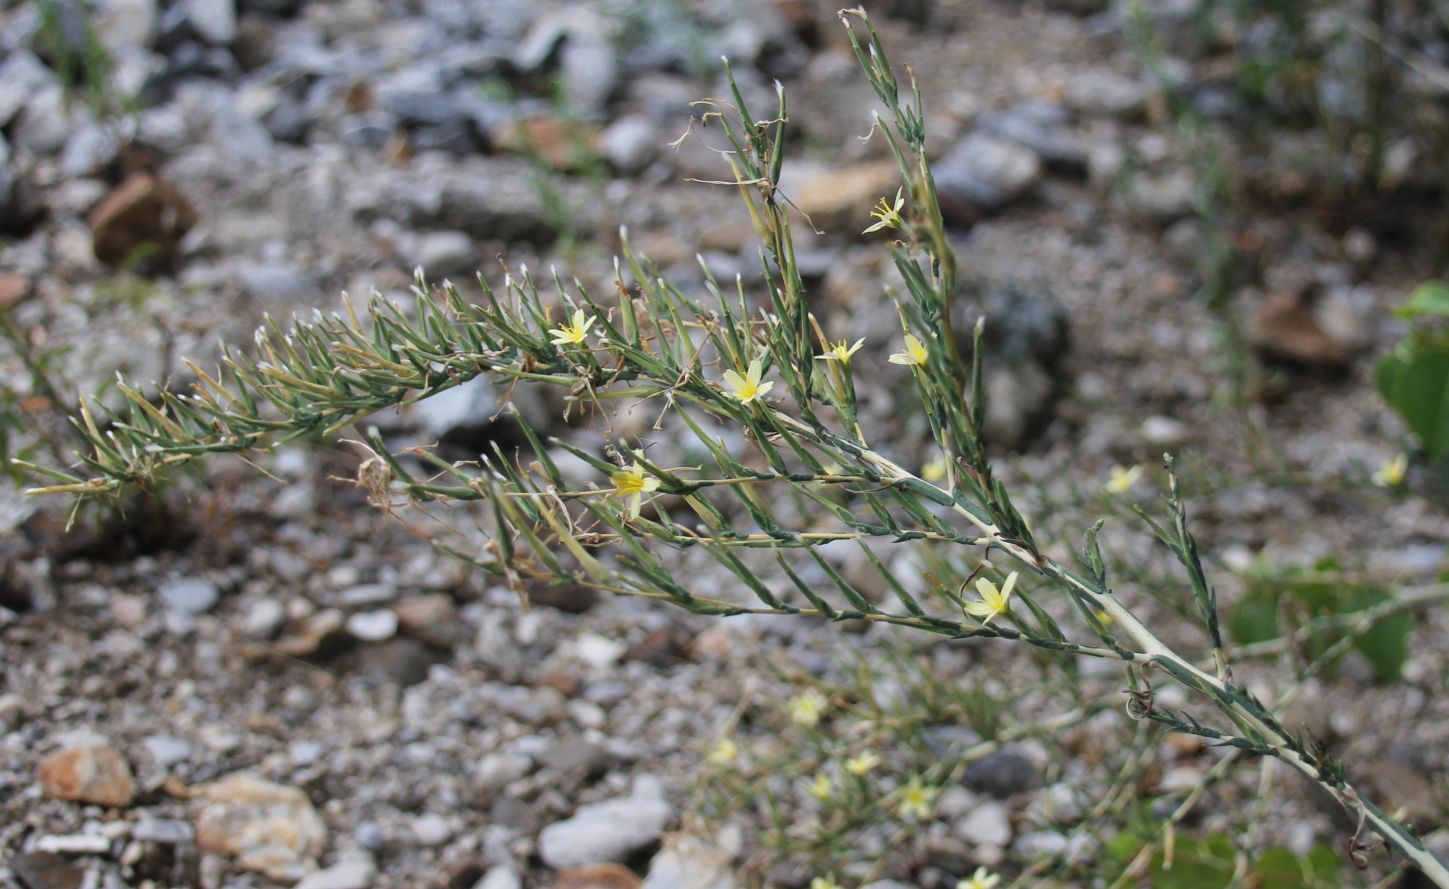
[2,0,1447,887]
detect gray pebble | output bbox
[159,577,220,615]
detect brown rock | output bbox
[37,744,136,807]
[10,851,84,889]
[273,608,348,658]
[1248,289,1352,369]
[625,627,688,667]
[0,273,30,311]
[491,117,602,172]
[392,593,458,647]
[529,583,598,614]
[193,772,327,882]
[1360,759,1441,822]
[551,863,642,889]
[87,172,198,265]
[791,161,898,234]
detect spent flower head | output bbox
[611,462,661,520]
[846,750,881,775]
[888,333,929,367]
[722,358,774,404]
[816,337,866,364]
[957,867,1002,889]
[1373,453,1408,488]
[549,308,596,347]
[1104,464,1143,495]
[963,571,1017,626]
[864,187,905,234]
[789,688,829,726]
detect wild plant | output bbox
[20,8,1449,886]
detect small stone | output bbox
[37,744,137,807]
[143,734,193,768]
[242,598,286,640]
[0,693,25,730]
[368,637,439,686]
[934,132,1043,218]
[491,117,601,172]
[393,593,458,648]
[412,231,477,279]
[346,609,399,642]
[538,793,673,869]
[538,740,612,778]
[1248,289,1353,369]
[600,116,660,174]
[186,0,237,44]
[474,865,522,889]
[528,583,598,614]
[574,633,625,670]
[34,834,112,855]
[88,172,198,266]
[193,772,327,882]
[791,161,898,234]
[642,834,738,889]
[273,609,347,658]
[355,822,385,851]
[133,818,195,845]
[1066,68,1150,118]
[963,746,1039,798]
[552,863,642,889]
[1124,169,1196,223]
[411,812,454,847]
[476,753,533,792]
[1140,415,1188,447]
[10,851,84,889]
[957,800,1012,848]
[160,577,219,614]
[294,858,377,889]
[239,261,316,302]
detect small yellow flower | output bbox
[816,337,865,364]
[963,571,1017,626]
[611,462,661,520]
[722,358,775,405]
[808,771,833,801]
[810,878,843,889]
[957,867,1002,889]
[706,737,738,766]
[922,454,949,484]
[864,187,905,234]
[896,775,936,819]
[549,308,596,346]
[788,689,829,726]
[846,750,881,775]
[1372,453,1408,487]
[1104,464,1143,495]
[888,334,929,367]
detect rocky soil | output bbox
[2,0,1448,887]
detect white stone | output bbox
[346,610,398,642]
[538,793,672,869]
[958,800,1012,848]
[294,858,377,889]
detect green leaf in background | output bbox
[1393,281,1449,319]
[1229,560,1410,682]
[1375,334,1449,460]
[1107,833,1348,888]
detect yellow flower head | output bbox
[810,878,843,889]
[722,358,775,405]
[816,337,865,364]
[808,771,833,801]
[846,750,881,775]
[888,334,929,367]
[788,689,829,726]
[1372,453,1408,488]
[611,462,661,520]
[706,737,738,767]
[549,308,596,346]
[922,454,950,484]
[1104,464,1143,495]
[897,775,937,819]
[963,570,1017,626]
[864,187,905,234]
[957,867,1002,889]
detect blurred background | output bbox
[1,0,1448,887]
